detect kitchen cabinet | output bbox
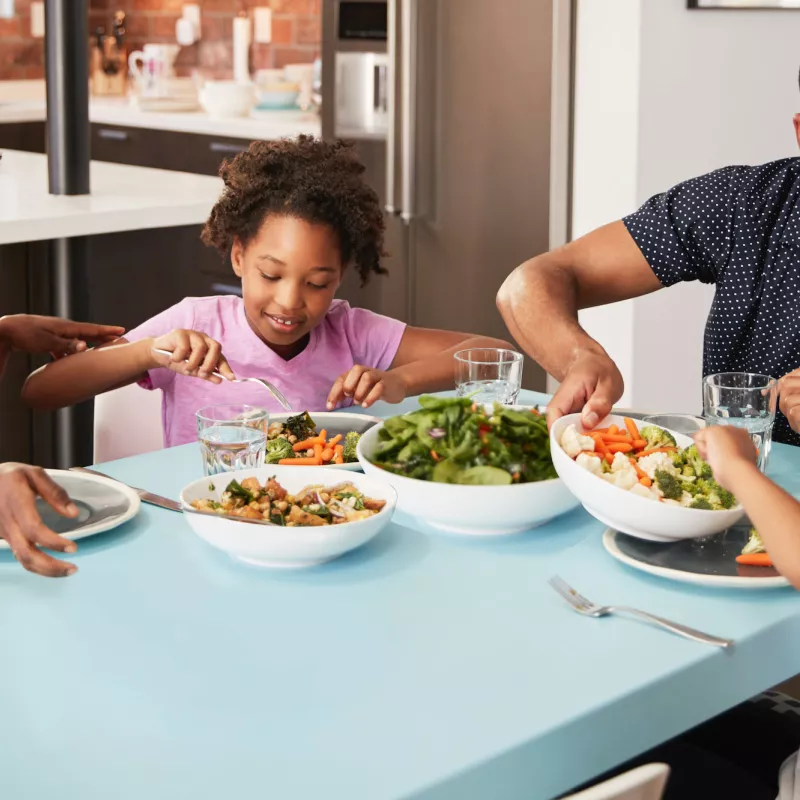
[0,121,46,154]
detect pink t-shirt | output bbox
[125,295,406,447]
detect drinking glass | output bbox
[641,414,706,437]
[703,373,778,473]
[454,348,523,406]
[196,404,269,476]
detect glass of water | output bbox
[454,348,523,406]
[703,373,778,473]
[196,404,269,476]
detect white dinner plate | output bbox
[603,528,790,589]
[270,412,381,472]
[0,469,141,548]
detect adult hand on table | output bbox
[779,370,800,434]
[0,464,79,577]
[546,349,625,431]
[0,314,125,359]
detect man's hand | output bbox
[779,370,800,434]
[692,426,758,492]
[327,366,407,409]
[0,315,125,359]
[0,464,79,578]
[546,350,624,430]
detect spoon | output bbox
[152,347,293,411]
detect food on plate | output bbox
[736,528,773,566]
[559,418,737,510]
[191,476,386,526]
[266,411,361,465]
[368,395,557,485]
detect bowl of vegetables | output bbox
[181,467,397,568]
[265,411,381,470]
[550,414,745,542]
[356,396,580,536]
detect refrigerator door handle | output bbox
[384,0,400,215]
[400,0,418,225]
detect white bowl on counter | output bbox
[199,80,254,119]
[255,80,300,110]
[356,422,580,536]
[180,466,397,568]
[550,413,745,542]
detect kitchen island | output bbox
[0,150,224,468]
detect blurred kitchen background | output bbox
[0,0,798,469]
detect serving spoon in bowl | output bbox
[152,347,292,411]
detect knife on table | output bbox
[69,467,181,512]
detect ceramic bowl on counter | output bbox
[199,80,254,118]
[356,421,580,536]
[254,80,300,110]
[180,466,397,568]
[550,413,745,542]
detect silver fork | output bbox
[548,575,733,649]
[152,347,292,411]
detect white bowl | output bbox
[199,80,253,118]
[180,466,397,568]
[269,411,381,472]
[357,422,579,536]
[550,413,745,542]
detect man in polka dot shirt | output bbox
[497,94,800,447]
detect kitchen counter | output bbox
[0,80,321,141]
[0,149,223,245]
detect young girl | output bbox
[22,137,510,446]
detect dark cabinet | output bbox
[0,121,46,154]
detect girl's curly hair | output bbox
[201,135,387,285]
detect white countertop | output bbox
[0,150,223,245]
[0,80,321,141]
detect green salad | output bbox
[369,396,556,485]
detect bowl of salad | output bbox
[265,411,381,470]
[180,466,397,568]
[550,413,745,542]
[356,396,579,535]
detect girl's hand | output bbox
[327,366,407,409]
[693,426,757,491]
[151,329,235,383]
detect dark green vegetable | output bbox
[654,469,683,500]
[266,437,295,464]
[343,431,361,463]
[225,479,256,504]
[284,411,316,441]
[370,396,556,485]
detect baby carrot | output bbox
[601,434,635,443]
[735,553,773,567]
[629,458,652,487]
[632,439,647,450]
[606,443,634,453]
[589,427,610,434]
[279,457,322,466]
[639,477,652,488]
[591,434,610,457]
[318,430,327,445]
[607,424,619,436]
[624,417,640,440]
[334,444,344,465]
[635,447,678,457]
[328,433,342,447]
[321,448,334,462]
[314,443,324,460]
[293,437,322,452]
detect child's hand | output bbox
[151,329,235,383]
[327,366,407,409]
[693,426,757,491]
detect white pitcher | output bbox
[128,44,179,97]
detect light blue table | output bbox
[2,390,800,800]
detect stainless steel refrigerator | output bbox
[321,0,574,391]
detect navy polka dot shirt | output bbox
[623,158,800,446]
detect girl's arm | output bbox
[694,426,800,589]
[327,327,512,409]
[22,330,235,410]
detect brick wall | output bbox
[0,0,320,81]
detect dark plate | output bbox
[603,523,789,589]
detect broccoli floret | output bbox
[670,449,687,469]
[343,431,361,463]
[640,425,677,450]
[682,465,696,478]
[696,477,736,510]
[684,444,713,479]
[285,411,316,441]
[266,437,294,464]
[689,497,713,510]
[742,528,765,555]
[655,469,683,500]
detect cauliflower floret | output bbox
[602,464,639,491]
[576,452,603,475]
[637,451,677,481]
[610,451,633,473]
[629,483,658,501]
[679,491,694,508]
[560,424,595,458]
